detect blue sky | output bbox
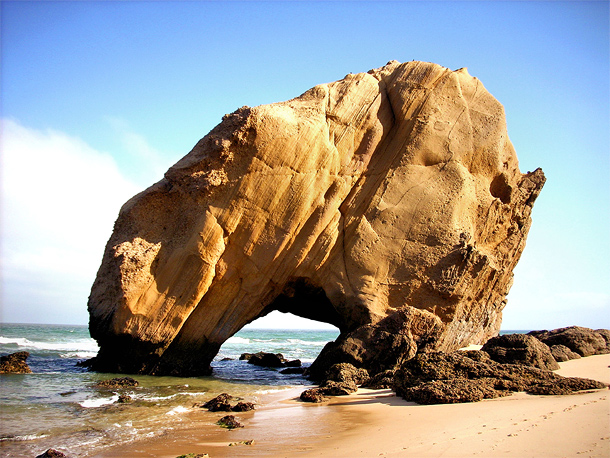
[1,1,608,330]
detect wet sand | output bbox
[90,354,610,458]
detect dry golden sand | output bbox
[90,354,610,458]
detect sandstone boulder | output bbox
[0,351,32,374]
[481,333,559,370]
[87,60,545,376]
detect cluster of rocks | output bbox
[194,393,255,413]
[0,351,32,374]
[300,326,609,404]
[301,363,371,402]
[528,326,610,361]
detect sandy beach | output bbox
[89,353,610,458]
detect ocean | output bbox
[0,323,339,458]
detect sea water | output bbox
[0,323,339,457]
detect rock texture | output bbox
[393,350,607,404]
[481,333,559,370]
[0,351,32,374]
[87,60,545,376]
[529,326,610,358]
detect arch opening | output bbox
[211,279,342,384]
[260,277,346,332]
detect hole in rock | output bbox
[490,173,512,204]
[212,313,339,386]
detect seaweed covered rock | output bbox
[95,377,139,388]
[393,351,606,404]
[0,351,32,374]
[217,415,243,429]
[481,333,559,370]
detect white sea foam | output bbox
[166,405,189,416]
[134,391,207,402]
[226,336,250,344]
[80,395,119,408]
[286,338,329,346]
[0,433,50,442]
[59,351,98,359]
[0,335,99,353]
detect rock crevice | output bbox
[88,61,545,376]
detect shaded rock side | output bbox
[87,60,545,376]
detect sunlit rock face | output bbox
[87,61,545,376]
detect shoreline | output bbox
[89,354,610,458]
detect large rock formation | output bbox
[87,61,545,376]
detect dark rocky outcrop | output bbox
[246,352,286,367]
[393,351,606,404]
[0,351,32,374]
[231,401,255,412]
[481,333,559,370]
[240,352,301,369]
[309,306,443,381]
[95,377,139,389]
[300,388,328,403]
[529,327,610,358]
[280,367,305,375]
[201,393,233,412]
[116,394,132,403]
[217,415,243,429]
[36,450,68,458]
[87,60,545,377]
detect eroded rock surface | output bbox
[0,351,32,374]
[529,326,610,358]
[393,351,606,404]
[88,61,545,376]
[481,333,559,370]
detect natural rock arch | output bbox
[87,61,545,377]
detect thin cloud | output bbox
[0,118,142,323]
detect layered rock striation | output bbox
[88,61,545,376]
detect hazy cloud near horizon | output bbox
[1,118,142,324]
